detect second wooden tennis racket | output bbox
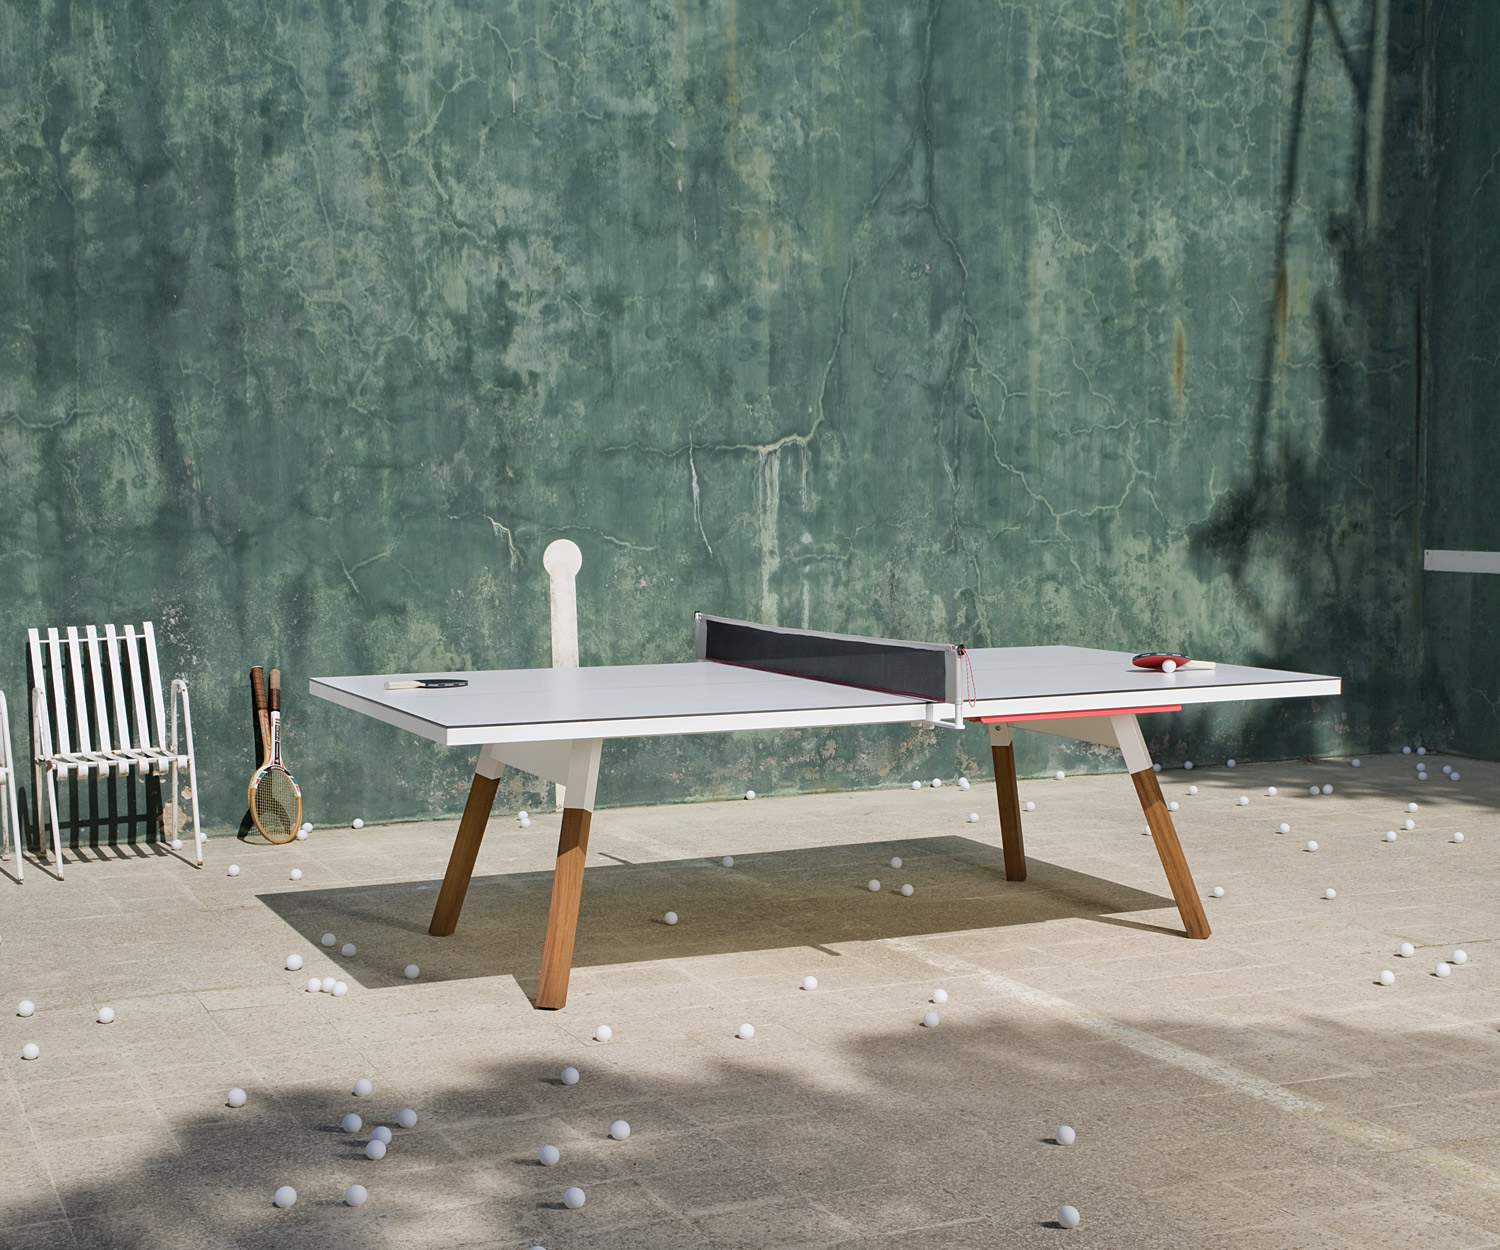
[249,668,302,844]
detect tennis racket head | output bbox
[250,762,302,844]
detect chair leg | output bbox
[44,767,64,881]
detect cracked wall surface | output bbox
[0,1,1432,834]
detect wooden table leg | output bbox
[988,725,1027,881]
[536,807,593,1010]
[1132,767,1211,939]
[428,771,502,937]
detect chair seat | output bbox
[45,749,189,775]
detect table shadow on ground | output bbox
[256,836,1179,996]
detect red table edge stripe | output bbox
[977,705,1182,723]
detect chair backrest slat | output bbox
[46,628,71,756]
[103,625,131,753]
[122,626,151,751]
[65,627,92,754]
[26,629,55,759]
[142,622,168,752]
[84,626,113,753]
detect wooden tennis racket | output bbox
[249,668,302,844]
[250,666,270,769]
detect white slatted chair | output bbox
[0,691,21,875]
[28,623,203,878]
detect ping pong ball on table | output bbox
[344,1184,367,1206]
[561,1066,580,1084]
[404,964,420,979]
[289,869,302,881]
[664,912,678,925]
[1379,970,1395,985]
[96,1006,115,1024]
[539,1145,560,1166]
[1056,1125,1076,1145]
[353,1078,373,1097]
[595,1025,613,1042]
[227,864,240,876]
[351,818,364,829]
[1400,942,1415,958]
[867,880,881,892]
[398,1108,417,1128]
[322,933,336,946]
[342,1113,363,1132]
[737,1023,755,1039]
[1161,659,1177,673]
[802,977,818,991]
[227,1088,247,1107]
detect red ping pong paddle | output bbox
[1133,652,1216,672]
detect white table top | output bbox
[311,646,1340,746]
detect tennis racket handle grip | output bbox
[384,680,422,690]
[250,666,266,704]
[268,668,281,711]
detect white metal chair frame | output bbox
[28,623,203,879]
[0,692,21,873]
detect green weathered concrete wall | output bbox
[0,2,1428,838]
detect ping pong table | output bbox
[312,614,1340,1009]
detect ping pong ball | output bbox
[1168,802,1179,812]
[286,953,303,970]
[1454,832,1466,843]
[1279,823,1291,834]
[227,1088,247,1107]
[1403,746,1412,754]
[170,837,183,850]
[1352,759,1361,767]
[664,911,678,925]
[1454,949,1469,964]
[1238,796,1249,806]
[1183,760,1194,769]
[1404,819,1415,830]
[562,1187,586,1209]
[321,976,336,993]
[303,977,319,993]
[1267,786,1277,796]
[921,1011,940,1028]
[97,1005,115,1024]
[342,1113,363,1132]
[227,864,240,876]
[958,777,970,790]
[539,1145,560,1166]
[1452,771,1462,781]
[1162,659,1177,673]
[1024,800,1036,811]
[1322,784,1333,794]
[352,818,364,829]
[901,884,914,897]
[1054,771,1065,781]
[1306,841,1318,852]
[1058,1205,1081,1228]
[722,856,734,867]
[595,1025,613,1042]
[1211,886,1225,898]
[1379,970,1395,986]
[1187,786,1198,796]
[518,810,529,820]
[1384,830,1397,842]
[398,1108,417,1128]
[967,812,979,822]
[802,977,818,991]
[344,1184,368,1206]
[737,1023,755,1039]
[867,879,881,892]
[364,1139,386,1160]
[1443,764,1452,774]
[911,781,922,790]
[353,1078,373,1097]
[1324,888,1337,899]
[404,964,420,979]
[1309,786,1320,796]
[890,857,903,869]
[1226,758,1236,768]
[1056,1125,1076,1145]
[17,1000,34,1017]
[1436,962,1451,977]
[322,933,336,946]
[519,817,531,827]
[289,869,302,881]
[610,1119,631,1140]
[1400,942,1415,958]
[333,981,348,996]
[300,822,312,834]
[1417,746,1427,755]
[371,1125,392,1144]
[295,829,307,840]
[561,1066,580,1085]
[273,1185,297,1209]
[932,778,943,787]
[745,790,756,800]
[1407,803,1419,813]
[20,1043,38,1061]
[342,943,356,957]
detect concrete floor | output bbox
[1,751,1498,1249]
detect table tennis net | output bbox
[695,614,958,704]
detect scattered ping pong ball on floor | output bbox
[1454,950,1468,964]
[21,1043,38,1061]
[921,1011,939,1028]
[273,1186,296,1209]
[1403,746,1412,754]
[353,1078,373,1097]
[519,817,531,828]
[932,778,943,788]
[333,982,348,996]
[1322,784,1333,794]
[1187,786,1198,796]
[539,1145,560,1166]
[967,812,979,822]
[1418,746,1427,755]
[286,953,303,970]
[911,781,922,790]
[344,1184,367,1206]
[1400,942,1415,958]
[722,856,734,867]
[1306,841,1318,852]
[561,1067,580,1085]
[1238,796,1249,806]
[306,978,321,993]
[890,857,903,869]
[96,1006,115,1024]
[300,822,312,834]
[595,1025,613,1042]
[901,883,914,896]
[398,1108,417,1128]
[1058,1205,1081,1229]
[1168,802,1179,812]
[1454,832,1465,844]
[802,977,818,991]
[404,964,420,979]
[609,1120,630,1140]
[227,1088,247,1107]
[664,911,678,925]
[1183,760,1194,770]
[1407,803,1419,813]
[342,943,356,957]
[1024,800,1036,811]
[321,976,336,993]
[745,790,756,800]
[1324,888,1337,899]
[17,1000,34,1017]
[1404,819,1415,830]
[1267,786,1277,796]
[364,1139,386,1160]
[342,1113,362,1132]
[295,829,307,841]
[170,837,183,850]
[352,818,364,829]
[1056,1125,1076,1145]
[1451,772,1461,781]
[1211,887,1225,898]
[1054,771,1065,781]
[932,989,948,1004]
[322,933,336,946]
[562,1187,586,1209]
[1436,962,1451,978]
[1443,764,1452,774]
[737,1023,755,1039]
[1379,971,1395,985]
[1353,759,1361,767]
[371,1126,392,1144]
[1226,758,1236,768]
[227,864,240,876]
[289,869,302,881]
[518,810,528,820]
[958,777,970,790]
[1279,823,1291,834]
[867,879,881,892]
